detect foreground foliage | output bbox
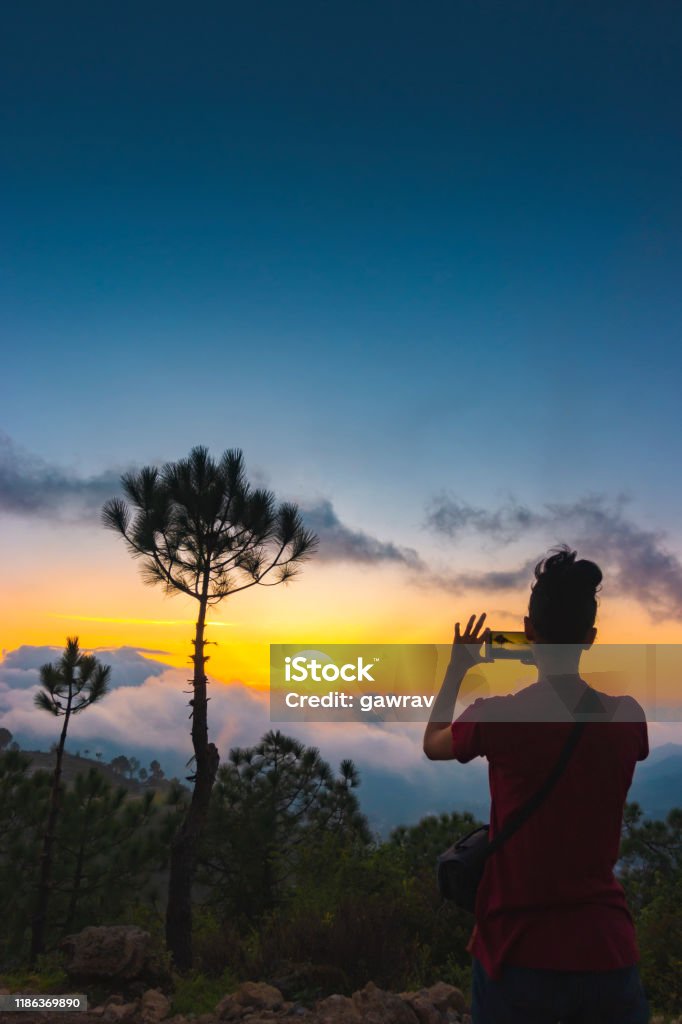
[1,738,681,1014]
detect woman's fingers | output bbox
[454,612,488,643]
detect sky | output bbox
[2,1,682,767]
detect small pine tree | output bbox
[0,751,51,963]
[29,638,110,962]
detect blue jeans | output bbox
[472,956,650,1024]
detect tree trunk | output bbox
[165,595,220,970]
[62,803,91,936]
[30,707,70,963]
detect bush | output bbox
[637,872,682,1015]
[170,968,238,1016]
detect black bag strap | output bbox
[483,720,587,859]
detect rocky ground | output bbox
[0,927,471,1024]
[0,978,471,1024]
[4,925,679,1024]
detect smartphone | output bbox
[484,629,535,663]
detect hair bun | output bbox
[569,558,603,592]
[534,545,602,594]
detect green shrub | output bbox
[637,873,682,1015]
[170,968,238,1016]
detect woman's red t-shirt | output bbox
[450,680,649,981]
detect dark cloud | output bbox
[4,434,681,616]
[426,495,542,540]
[0,433,122,519]
[302,499,426,569]
[1,435,422,572]
[426,493,682,618]
[446,560,538,593]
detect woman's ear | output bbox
[584,626,597,647]
[524,616,536,641]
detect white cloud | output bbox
[2,646,679,787]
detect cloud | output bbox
[302,499,426,568]
[1,435,420,572]
[426,493,682,618]
[439,560,538,593]
[426,495,542,541]
[0,645,170,691]
[0,433,123,520]
[5,432,682,618]
[1,644,678,833]
[0,645,268,769]
[0,644,445,782]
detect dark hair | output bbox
[528,545,602,643]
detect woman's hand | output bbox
[450,612,491,667]
[424,613,491,760]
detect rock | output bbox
[237,983,284,1012]
[421,984,466,1016]
[101,1001,140,1023]
[399,994,444,1024]
[351,983,418,1024]
[59,926,168,986]
[140,990,171,1023]
[314,994,359,1024]
[215,983,283,1020]
[214,994,243,1022]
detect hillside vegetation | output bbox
[1,733,681,1017]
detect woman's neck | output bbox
[532,643,586,677]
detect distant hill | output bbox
[357,760,490,837]
[630,747,682,820]
[8,742,681,834]
[641,742,682,766]
[18,748,189,798]
[358,744,682,835]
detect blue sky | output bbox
[2,1,682,609]
[4,1,682,796]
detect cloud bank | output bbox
[302,499,425,568]
[3,433,682,619]
[0,645,170,691]
[426,494,682,618]
[1,643,680,832]
[0,434,424,571]
[0,433,123,520]
[0,645,434,782]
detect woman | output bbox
[423,546,650,1024]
